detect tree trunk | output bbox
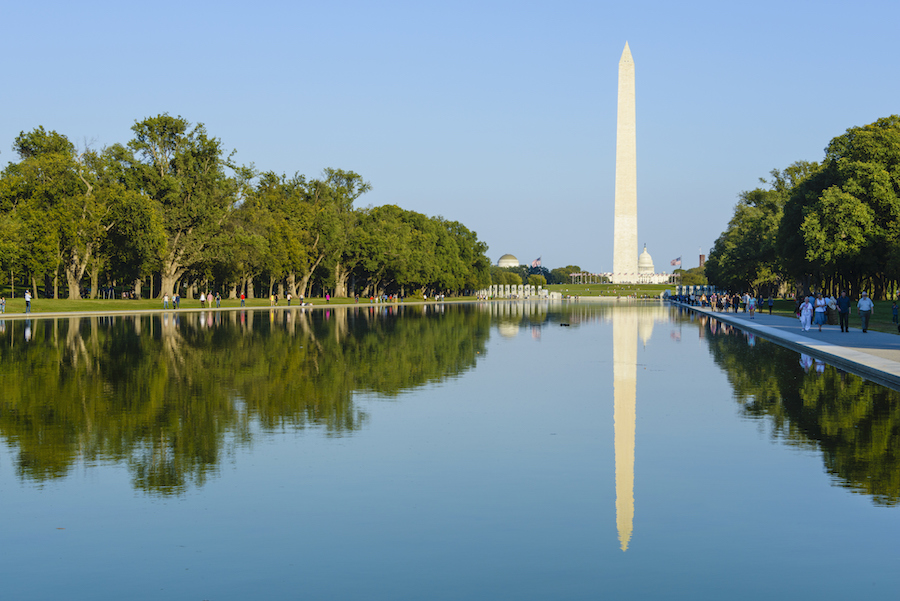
[89,262,100,299]
[65,268,81,300]
[160,264,187,298]
[246,273,255,299]
[229,282,238,299]
[299,253,326,299]
[65,246,94,300]
[134,277,142,299]
[334,262,349,297]
[286,272,298,297]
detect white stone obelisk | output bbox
[613,42,637,283]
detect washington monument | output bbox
[612,42,637,283]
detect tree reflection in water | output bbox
[698,313,900,506]
[0,305,490,495]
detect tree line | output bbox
[0,114,492,300]
[705,115,900,299]
[490,264,585,287]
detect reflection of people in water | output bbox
[814,359,825,375]
[799,354,813,372]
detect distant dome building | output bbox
[638,245,655,274]
[634,244,672,285]
[497,254,520,268]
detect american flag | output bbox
[532,256,542,268]
[670,256,682,266]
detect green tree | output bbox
[527,274,547,287]
[1,127,80,297]
[707,161,816,294]
[778,116,900,297]
[126,114,236,297]
[673,266,707,286]
[548,265,582,285]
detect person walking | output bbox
[857,291,875,333]
[837,290,851,332]
[240,292,245,307]
[748,295,757,319]
[799,296,813,331]
[24,290,31,314]
[767,295,774,315]
[163,293,169,309]
[826,293,838,325]
[215,292,221,308]
[0,296,5,314]
[814,293,828,332]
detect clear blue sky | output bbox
[2,0,898,272]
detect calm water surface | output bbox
[1,302,898,599]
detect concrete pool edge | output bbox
[671,301,900,391]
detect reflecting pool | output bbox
[1,303,898,599]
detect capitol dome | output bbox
[638,244,655,274]
[497,254,520,268]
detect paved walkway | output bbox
[673,302,900,389]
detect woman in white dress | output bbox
[799,296,813,331]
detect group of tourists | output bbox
[677,292,774,317]
[676,288,898,334]
[161,291,223,309]
[162,293,181,309]
[796,290,877,333]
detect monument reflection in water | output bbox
[614,306,637,551]
[611,304,669,552]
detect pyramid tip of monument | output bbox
[620,42,633,61]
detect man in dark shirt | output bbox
[837,290,851,332]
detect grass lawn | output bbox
[0,294,483,315]
[546,283,672,298]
